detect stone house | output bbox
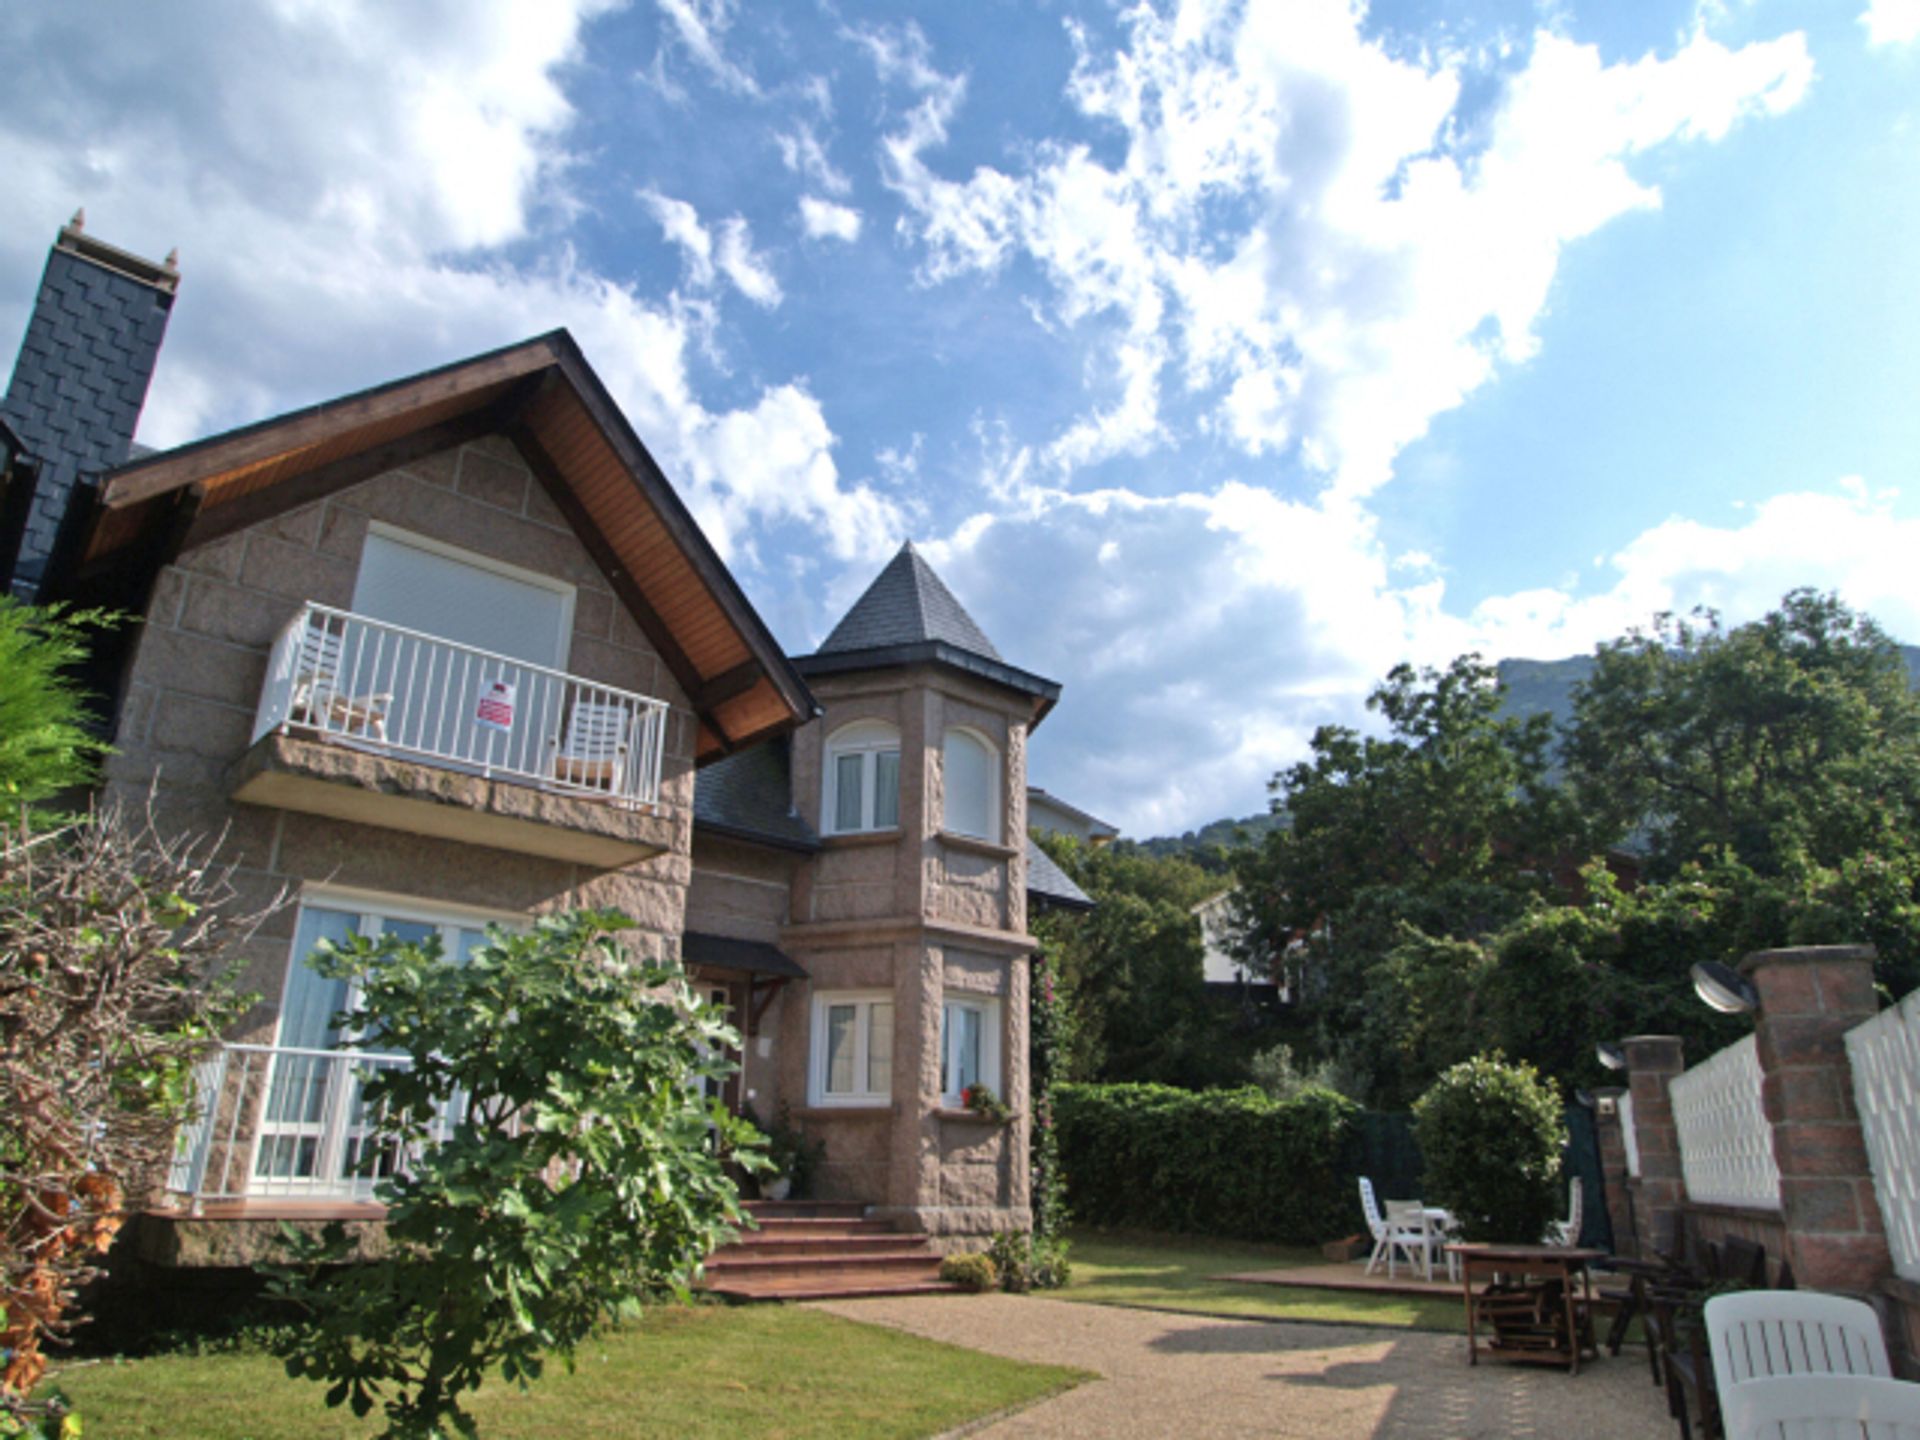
[1,219,1089,1276]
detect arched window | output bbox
[942,727,998,841]
[823,720,901,834]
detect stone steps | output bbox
[702,1200,959,1302]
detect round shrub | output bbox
[1412,1054,1566,1243]
[939,1252,999,1293]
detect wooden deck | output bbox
[1221,1260,1464,1299]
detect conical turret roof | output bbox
[817,542,1003,661]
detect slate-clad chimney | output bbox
[0,212,178,599]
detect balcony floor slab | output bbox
[133,1201,390,1268]
[229,731,674,868]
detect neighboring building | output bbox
[1026,787,1118,847]
[1193,889,1287,1001]
[2,221,1087,1271]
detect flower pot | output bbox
[762,1176,792,1202]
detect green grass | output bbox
[1058,1229,1466,1331]
[50,1304,1087,1440]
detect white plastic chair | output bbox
[1550,1178,1584,1245]
[290,618,390,739]
[1707,1291,1892,1407]
[1385,1200,1447,1282]
[1719,1375,1920,1440]
[550,699,632,795]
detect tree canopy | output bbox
[1226,590,1920,1106]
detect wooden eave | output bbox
[76,331,815,761]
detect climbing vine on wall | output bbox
[1029,941,1072,1242]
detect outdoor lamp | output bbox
[1595,1041,1627,1071]
[1574,1088,1595,1108]
[1691,960,1759,1015]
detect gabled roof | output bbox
[1028,786,1120,842]
[795,542,1060,726]
[61,331,816,762]
[819,542,1002,659]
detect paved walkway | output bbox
[815,1294,1672,1439]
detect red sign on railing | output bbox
[475,678,516,734]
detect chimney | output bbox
[0,211,179,599]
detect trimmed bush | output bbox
[939,1253,998,1293]
[1054,1082,1359,1244]
[1412,1054,1566,1242]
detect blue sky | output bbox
[4,0,1918,836]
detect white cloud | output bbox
[1863,0,1920,45]
[0,0,885,569]
[715,216,782,306]
[798,195,862,242]
[654,0,761,95]
[777,123,852,195]
[639,187,716,285]
[870,4,1812,495]
[943,464,1915,836]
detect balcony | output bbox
[167,1043,448,1210]
[230,603,677,866]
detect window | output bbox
[809,993,893,1106]
[823,721,900,834]
[259,895,506,1188]
[939,995,1001,1107]
[941,727,998,841]
[354,525,574,670]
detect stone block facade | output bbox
[104,434,700,1046]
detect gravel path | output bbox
[815,1295,1673,1439]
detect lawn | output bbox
[1059,1229,1466,1331]
[51,1304,1087,1440]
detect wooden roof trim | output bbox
[506,417,710,720]
[545,337,816,725]
[100,334,564,507]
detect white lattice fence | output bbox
[1619,1089,1641,1178]
[1670,1033,1781,1208]
[1847,987,1920,1281]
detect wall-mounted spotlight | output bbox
[1691,960,1760,1015]
[1596,1041,1627,1071]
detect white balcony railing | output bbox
[253,602,670,809]
[168,1043,463,1207]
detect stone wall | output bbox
[104,434,699,1041]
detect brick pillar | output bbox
[1623,1035,1687,1257]
[1593,1086,1636,1256]
[1745,944,1891,1295]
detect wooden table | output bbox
[1448,1244,1606,1375]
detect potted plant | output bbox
[961,1083,1013,1122]
[757,1104,825,1200]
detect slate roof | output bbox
[818,542,1003,661]
[692,738,820,852]
[1,223,176,599]
[1025,836,1094,911]
[796,542,1060,723]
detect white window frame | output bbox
[941,726,1000,842]
[808,991,895,1107]
[256,890,523,1194]
[822,720,902,835]
[939,994,1002,1108]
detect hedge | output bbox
[1055,1082,1360,1245]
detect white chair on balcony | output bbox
[1549,1178,1583,1245]
[550,699,632,796]
[1707,1290,1892,1432]
[1718,1375,1920,1440]
[289,619,390,741]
